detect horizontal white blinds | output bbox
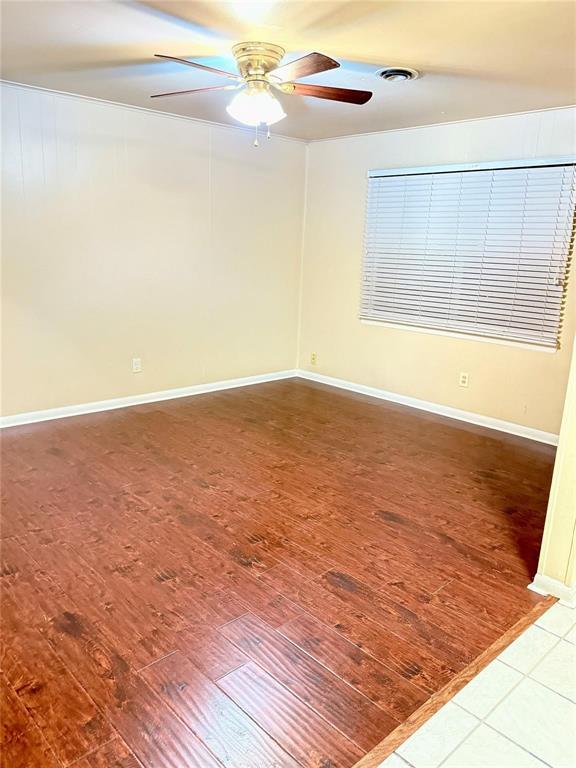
[361,164,575,347]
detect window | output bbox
[361,160,575,348]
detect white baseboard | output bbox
[529,573,576,607]
[296,369,559,446]
[1,367,559,446]
[0,370,299,429]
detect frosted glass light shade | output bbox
[226,88,286,126]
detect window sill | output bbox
[360,319,558,353]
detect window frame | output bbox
[361,156,576,351]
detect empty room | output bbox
[1,1,575,767]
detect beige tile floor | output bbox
[380,602,576,768]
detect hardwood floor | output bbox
[0,379,554,767]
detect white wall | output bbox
[1,84,306,415]
[298,108,576,433]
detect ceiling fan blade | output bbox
[285,82,372,104]
[154,54,241,81]
[268,52,339,82]
[151,84,240,99]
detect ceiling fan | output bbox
[151,42,373,135]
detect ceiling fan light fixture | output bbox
[151,44,374,135]
[226,86,286,127]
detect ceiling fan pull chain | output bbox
[254,124,259,147]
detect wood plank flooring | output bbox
[0,379,554,767]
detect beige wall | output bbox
[298,108,576,434]
[2,85,575,437]
[1,84,306,415]
[537,337,576,587]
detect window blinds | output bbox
[361,163,575,347]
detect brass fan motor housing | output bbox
[232,42,285,84]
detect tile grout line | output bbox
[524,667,576,706]
[397,755,417,768]
[438,701,554,768]
[482,721,555,767]
[433,715,488,768]
[398,700,481,768]
[498,624,576,704]
[400,605,576,768]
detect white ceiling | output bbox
[1,0,575,140]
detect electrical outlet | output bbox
[310,352,317,366]
[132,357,142,373]
[459,371,469,388]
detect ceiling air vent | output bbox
[378,67,419,82]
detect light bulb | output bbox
[226,87,286,127]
